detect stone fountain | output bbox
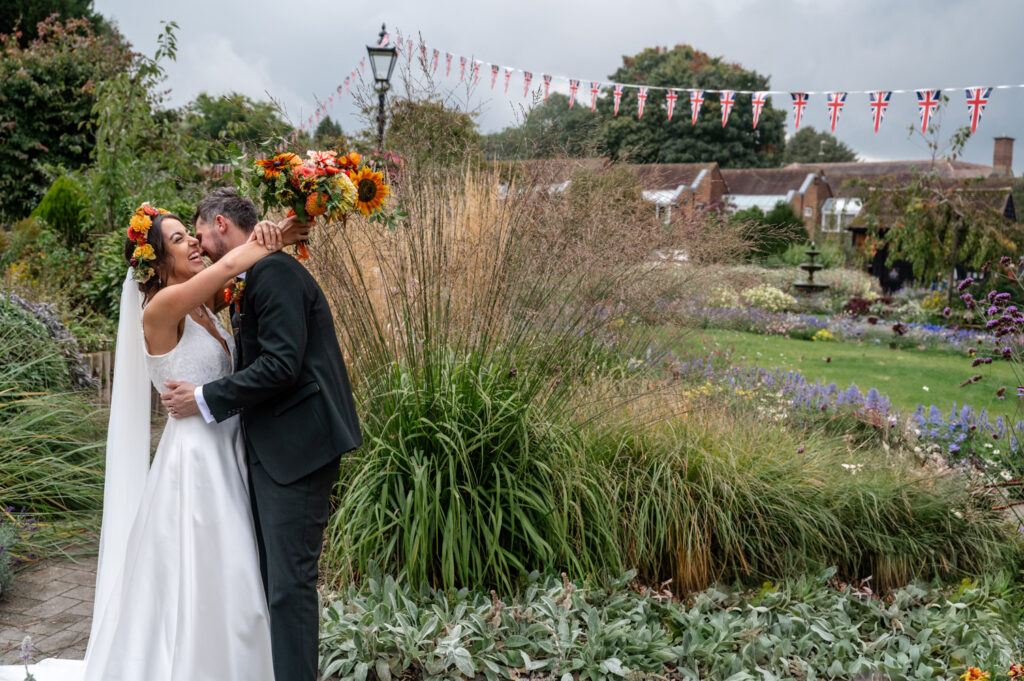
[792,242,830,293]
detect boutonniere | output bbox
[222,279,246,306]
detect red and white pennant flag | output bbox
[965,87,991,135]
[490,64,499,89]
[916,89,940,133]
[445,52,452,77]
[504,67,514,94]
[612,84,624,115]
[751,92,767,129]
[637,86,649,119]
[868,91,891,133]
[689,89,704,124]
[790,92,808,130]
[432,49,439,73]
[665,89,678,120]
[589,81,600,112]
[825,92,846,132]
[473,60,481,85]
[542,74,552,102]
[406,38,412,63]
[523,71,532,97]
[568,79,580,108]
[459,56,467,81]
[720,90,735,127]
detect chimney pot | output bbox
[993,136,1014,178]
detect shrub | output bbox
[31,175,90,246]
[740,282,797,312]
[779,239,845,268]
[0,516,14,598]
[0,294,70,392]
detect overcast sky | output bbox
[92,0,1024,174]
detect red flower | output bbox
[142,205,158,217]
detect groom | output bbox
[161,187,362,681]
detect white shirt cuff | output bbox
[194,386,215,424]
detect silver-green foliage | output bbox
[319,569,1021,681]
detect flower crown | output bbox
[126,202,168,282]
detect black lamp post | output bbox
[366,23,398,152]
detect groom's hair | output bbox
[192,187,258,234]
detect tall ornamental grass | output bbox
[309,156,1021,592]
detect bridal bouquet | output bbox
[248,150,390,259]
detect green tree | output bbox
[0,0,112,45]
[385,97,480,168]
[858,126,1022,305]
[482,93,602,159]
[782,126,858,164]
[0,15,130,221]
[730,201,807,258]
[313,116,346,150]
[597,45,786,167]
[185,92,293,161]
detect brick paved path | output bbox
[0,552,96,664]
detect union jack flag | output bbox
[916,89,940,133]
[689,89,704,125]
[337,86,342,96]
[543,74,552,102]
[360,57,365,72]
[344,76,350,93]
[568,79,580,108]
[720,90,735,127]
[665,89,678,121]
[473,60,481,85]
[868,91,891,133]
[504,67,514,94]
[751,91,767,129]
[523,71,532,98]
[446,52,453,77]
[395,32,402,53]
[407,38,412,63]
[790,92,808,130]
[460,56,467,81]
[589,82,600,112]
[420,44,427,66]
[315,109,320,121]
[637,86,650,119]
[432,49,439,73]
[965,87,992,135]
[825,92,846,132]
[613,84,624,115]
[378,32,389,47]
[329,95,333,105]
[490,64,499,89]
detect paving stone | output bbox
[68,618,92,634]
[0,595,43,615]
[23,596,81,620]
[26,580,77,602]
[34,628,88,654]
[57,645,86,661]
[65,601,93,617]
[61,585,94,602]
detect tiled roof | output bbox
[785,159,995,195]
[719,168,819,195]
[631,163,717,189]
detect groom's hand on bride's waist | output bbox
[162,381,200,419]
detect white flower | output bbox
[1001,470,1013,481]
[922,386,930,392]
[954,511,964,519]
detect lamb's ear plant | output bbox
[319,569,1023,681]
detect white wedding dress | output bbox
[1,277,274,681]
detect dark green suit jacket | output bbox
[203,251,362,484]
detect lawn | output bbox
[680,329,1022,421]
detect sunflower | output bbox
[350,166,389,216]
[255,153,302,179]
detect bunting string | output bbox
[295,29,1024,139]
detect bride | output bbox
[0,203,306,681]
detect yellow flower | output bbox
[133,244,156,261]
[350,166,389,216]
[960,668,989,681]
[130,213,152,234]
